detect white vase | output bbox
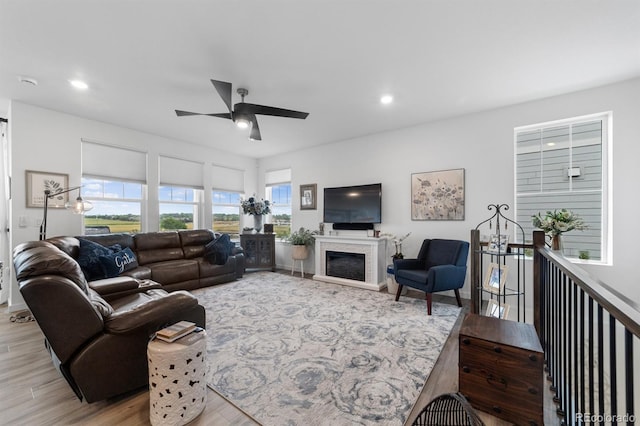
[387,275,408,295]
[253,215,263,233]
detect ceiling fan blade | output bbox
[240,103,309,119]
[210,79,233,114]
[249,115,262,141]
[175,110,232,119]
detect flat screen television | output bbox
[323,183,381,229]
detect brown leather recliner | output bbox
[13,240,206,403]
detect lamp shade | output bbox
[40,185,93,240]
[65,196,93,215]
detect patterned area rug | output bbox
[191,272,461,426]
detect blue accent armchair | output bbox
[393,239,469,315]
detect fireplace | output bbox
[326,251,365,282]
[313,235,386,291]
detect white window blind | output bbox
[159,156,204,189]
[82,140,147,183]
[212,164,244,192]
[265,168,291,185]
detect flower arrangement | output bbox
[531,209,587,236]
[240,197,271,216]
[380,232,411,259]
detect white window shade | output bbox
[265,168,291,185]
[159,156,204,189]
[82,140,147,183]
[212,164,244,192]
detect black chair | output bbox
[393,239,469,315]
[412,392,485,426]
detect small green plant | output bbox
[578,250,590,260]
[161,217,187,230]
[287,227,318,246]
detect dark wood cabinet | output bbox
[459,314,544,426]
[240,233,276,271]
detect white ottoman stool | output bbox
[148,330,207,425]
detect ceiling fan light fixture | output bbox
[175,79,308,141]
[235,118,250,129]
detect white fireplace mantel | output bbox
[313,235,388,291]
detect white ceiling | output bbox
[1,0,639,159]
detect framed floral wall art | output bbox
[411,168,465,220]
[26,170,69,208]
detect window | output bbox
[266,183,292,237]
[515,112,610,262]
[81,141,146,234]
[159,186,202,231]
[82,177,144,234]
[212,190,241,238]
[264,168,292,238]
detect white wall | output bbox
[260,78,640,308]
[8,101,257,311]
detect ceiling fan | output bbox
[175,79,309,141]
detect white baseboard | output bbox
[8,302,28,313]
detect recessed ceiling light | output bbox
[380,95,393,105]
[547,142,556,146]
[70,80,89,90]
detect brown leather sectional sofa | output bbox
[64,229,245,292]
[12,229,244,403]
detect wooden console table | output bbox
[458,313,543,425]
[240,233,276,271]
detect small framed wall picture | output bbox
[26,170,69,208]
[483,263,508,294]
[486,299,510,319]
[486,234,509,254]
[300,183,317,210]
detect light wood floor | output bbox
[0,272,557,425]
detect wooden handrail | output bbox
[534,243,640,339]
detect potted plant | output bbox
[287,227,318,260]
[532,209,587,251]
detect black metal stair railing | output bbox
[534,233,639,425]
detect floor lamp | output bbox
[39,186,93,240]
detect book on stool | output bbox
[155,320,198,343]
